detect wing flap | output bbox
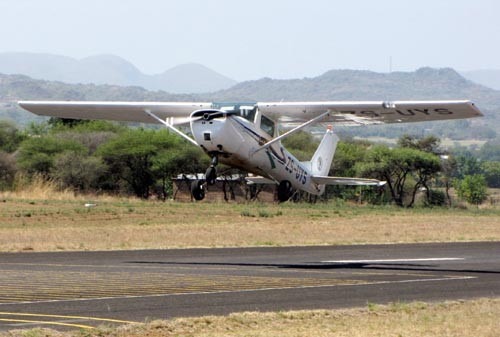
[257,100,483,126]
[18,101,212,124]
[311,175,386,186]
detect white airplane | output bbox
[19,100,483,201]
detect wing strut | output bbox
[144,110,199,146]
[253,111,330,154]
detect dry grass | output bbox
[0,192,499,252]
[3,298,499,337]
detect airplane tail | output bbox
[306,126,386,188]
[308,126,339,176]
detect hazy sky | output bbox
[1,0,499,80]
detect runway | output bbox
[0,242,499,330]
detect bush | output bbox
[455,175,488,205]
[0,151,17,190]
[51,152,107,191]
[425,189,447,206]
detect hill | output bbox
[207,67,500,140]
[461,69,500,91]
[0,73,197,125]
[0,52,236,93]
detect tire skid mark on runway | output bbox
[0,262,443,277]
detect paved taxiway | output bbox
[0,242,499,330]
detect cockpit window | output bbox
[260,115,275,137]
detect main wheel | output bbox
[205,166,217,185]
[277,180,293,202]
[191,180,205,201]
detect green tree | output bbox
[455,174,488,205]
[152,146,208,200]
[0,151,16,190]
[281,131,319,161]
[331,141,369,177]
[0,120,26,152]
[17,136,86,174]
[356,146,441,207]
[97,128,178,198]
[478,140,500,162]
[397,134,442,155]
[51,152,107,191]
[482,161,500,188]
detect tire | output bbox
[191,180,205,201]
[277,180,293,202]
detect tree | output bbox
[281,131,319,161]
[331,141,369,177]
[356,146,441,207]
[397,134,442,155]
[453,155,483,180]
[482,161,500,188]
[455,174,488,205]
[17,136,86,174]
[0,121,26,153]
[51,152,107,191]
[152,146,208,200]
[478,140,500,162]
[0,151,16,190]
[97,128,178,198]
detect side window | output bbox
[260,115,275,137]
[241,108,256,122]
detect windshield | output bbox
[260,114,275,137]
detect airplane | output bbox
[19,100,483,202]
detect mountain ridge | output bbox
[0,52,236,94]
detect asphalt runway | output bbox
[0,242,499,330]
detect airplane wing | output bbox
[257,100,483,126]
[311,176,386,186]
[18,101,212,125]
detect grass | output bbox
[0,193,499,252]
[3,298,499,337]
[0,176,498,252]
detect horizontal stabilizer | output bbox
[245,176,276,185]
[311,175,386,186]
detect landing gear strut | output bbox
[205,155,218,185]
[277,180,294,202]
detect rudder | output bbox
[310,127,339,176]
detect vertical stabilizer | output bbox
[310,127,339,176]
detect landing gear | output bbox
[205,166,217,185]
[190,180,205,201]
[191,154,220,201]
[205,154,218,185]
[277,180,294,202]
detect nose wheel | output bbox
[191,180,205,201]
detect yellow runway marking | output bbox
[0,268,367,303]
[0,318,93,329]
[0,312,138,324]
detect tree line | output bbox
[0,119,499,206]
